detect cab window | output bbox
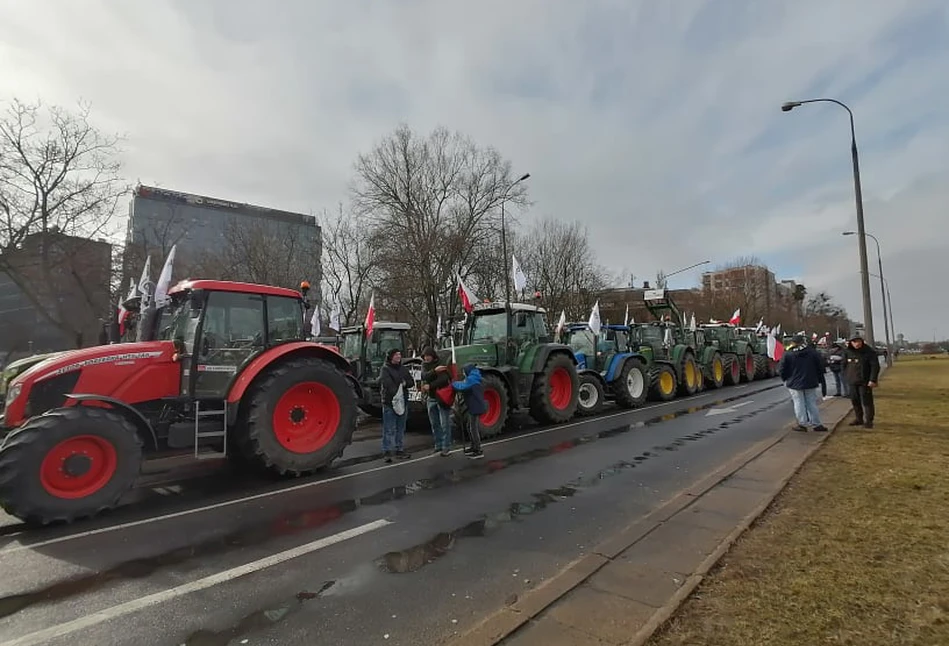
[267,296,304,344]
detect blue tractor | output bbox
[560,323,649,416]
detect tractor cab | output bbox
[339,322,411,382]
[461,302,551,367]
[563,324,626,372]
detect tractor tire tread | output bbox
[529,353,579,424]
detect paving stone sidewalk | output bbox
[451,396,853,646]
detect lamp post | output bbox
[501,172,530,306]
[843,230,892,365]
[781,98,874,345]
[868,271,897,361]
[663,260,712,282]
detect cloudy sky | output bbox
[1,0,946,340]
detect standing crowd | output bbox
[778,333,881,432]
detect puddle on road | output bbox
[0,391,783,620]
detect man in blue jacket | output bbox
[451,363,487,459]
[778,335,828,432]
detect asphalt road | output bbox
[0,378,795,646]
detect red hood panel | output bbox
[21,342,174,384]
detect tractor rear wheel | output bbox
[0,407,142,526]
[649,363,678,401]
[707,352,725,389]
[478,372,510,438]
[723,354,740,386]
[740,351,756,383]
[238,357,358,476]
[576,373,606,417]
[753,354,768,379]
[614,359,648,409]
[678,353,700,396]
[529,353,579,424]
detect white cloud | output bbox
[0,0,945,339]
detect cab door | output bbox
[191,291,266,399]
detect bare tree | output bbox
[0,99,127,347]
[804,291,849,334]
[351,125,526,340]
[518,217,611,321]
[319,203,379,328]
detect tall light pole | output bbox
[844,230,891,364]
[781,98,874,345]
[501,172,530,306]
[868,271,897,359]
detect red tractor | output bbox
[0,280,360,526]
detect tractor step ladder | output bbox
[194,400,228,459]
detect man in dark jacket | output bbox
[451,363,487,459]
[827,342,847,397]
[843,334,881,429]
[420,347,453,456]
[778,335,828,432]
[379,348,414,462]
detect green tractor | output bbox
[737,327,778,378]
[447,302,580,437]
[683,326,728,390]
[626,288,702,400]
[338,321,426,420]
[699,324,758,385]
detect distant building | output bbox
[598,285,704,324]
[0,230,112,360]
[124,185,321,291]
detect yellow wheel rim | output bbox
[713,359,723,382]
[685,362,696,387]
[660,372,674,394]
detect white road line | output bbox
[0,519,391,646]
[1,381,780,554]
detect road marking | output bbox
[1,381,782,554]
[0,519,391,646]
[704,401,755,416]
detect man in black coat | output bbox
[379,348,415,462]
[778,335,828,432]
[843,334,881,429]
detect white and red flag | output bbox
[364,293,376,337]
[729,308,741,325]
[457,273,478,313]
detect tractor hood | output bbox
[447,342,501,368]
[3,341,176,429]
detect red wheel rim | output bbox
[731,362,740,380]
[548,366,572,410]
[272,381,341,454]
[746,355,754,374]
[40,435,118,500]
[481,388,501,427]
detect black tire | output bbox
[358,403,383,419]
[706,352,725,389]
[753,354,768,379]
[723,353,741,386]
[613,359,648,409]
[649,363,678,401]
[678,352,700,396]
[478,372,511,438]
[237,357,358,476]
[740,350,756,383]
[529,353,579,424]
[576,372,606,417]
[0,407,143,526]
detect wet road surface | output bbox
[0,379,792,646]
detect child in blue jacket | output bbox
[451,363,487,459]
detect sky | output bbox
[1,0,946,341]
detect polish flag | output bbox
[364,293,376,337]
[555,309,567,337]
[729,308,741,325]
[457,273,478,314]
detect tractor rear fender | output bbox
[226,342,354,407]
[528,345,577,374]
[64,394,158,450]
[603,353,646,383]
[479,366,516,402]
[578,368,606,387]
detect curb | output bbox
[624,400,852,646]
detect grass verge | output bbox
[649,355,949,646]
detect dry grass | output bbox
[649,355,949,646]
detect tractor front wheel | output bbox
[238,358,358,476]
[0,407,143,526]
[678,353,700,396]
[707,352,725,389]
[740,351,756,383]
[650,364,678,401]
[723,354,741,386]
[614,359,648,409]
[529,353,579,424]
[576,373,606,417]
[478,373,510,438]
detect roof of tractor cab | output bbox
[564,322,629,331]
[474,302,547,314]
[341,321,411,332]
[169,279,302,300]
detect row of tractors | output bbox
[0,279,774,527]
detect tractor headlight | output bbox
[5,383,22,407]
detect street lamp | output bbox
[781,98,875,345]
[663,260,712,282]
[501,172,530,306]
[868,271,897,358]
[843,230,892,364]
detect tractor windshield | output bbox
[469,312,507,343]
[565,329,596,356]
[370,329,405,362]
[632,326,663,344]
[157,298,199,352]
[340,332,362,360]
